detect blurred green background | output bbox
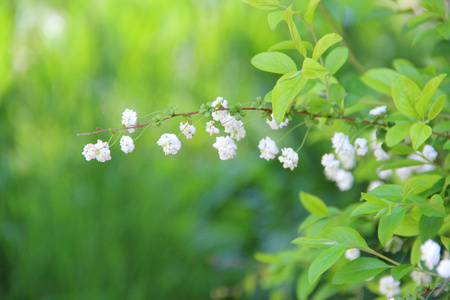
[0,0,447,299]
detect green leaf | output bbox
[328,84,345,104]
[413,28,439,45]
[394,213,420,237]
[419,215,444,242]
[324,47,348,75]
[407,12,437,28]
[410,123,432,149]
[441,236,450,251]
[389,145,415,155]
[304,0,321,24]
[332,258,390,284]
[437,22,450,40]
[302,58,329,79]
[415,74,446,119]
[254,252,282,264]
[300,192,328,217]
[264,90,272,103]
[268,40,296,52]
[391,264,413,280]
[361,193,390,206]
[312,33,342,61]
[378,206,406,246]
[297,269,318,300]
[393,59,423,88]
[385,122,413,147]
[351,202,384,216]
[292,237,337,248]
[432,0,447,17]
[241,0,280,10]
[251,52,297,74]
[361,68,399,95]
[379,159,425,171]
[403,177,426,199]
[319,227,368,248]
[420,194,446,217]
[428,95,446,121]
[392,75,421,118]
[284,6,306,56]
[411,238,421,264]
[272,72,308,124]
[267,10,285,30]
[309,246,345,284]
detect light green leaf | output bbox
[241,0,280,10]
[392,75,421,118]
[428,95,446,121]
[413,28,439,45]
[441,236,450,251]
[432,0,447,17]
[300,191,328,217]
[415,74,446,119]
[251,52,297,74]
[292,237,337,248]
[437,22,450,40]
[385,122,413,147]
[407,12,437,28]
[272,72,308,124]
[312,33,342,61]
[378,206,406,246]
[319,227,368,248]
[419,215,444,242]
[411,238,421,264]
[351,202,384,216]
[361,68,399,95]
[302,58,329,79]
[297,269,318,300]
[394,213,419,237]
[325,47,348,75]
[410,123,432,149]
[304,0,321,24]
[391,264,413,280]
[420,194,446,217]
[254,252,282,264]
[309,246,345,284]
[267,10,285,30]
[403,177,426,199]
[389,145,415,155]
[332,258,390,284]
[268,40,296,52]
[393,59,423,88]
[328,84,345,104]
[361,193,390,206]
[284,6,306,56]
[264,90,272,103]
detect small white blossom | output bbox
[437,259,450,278]
[213,136,237,160]
[212,97,229,122]
[120,136,135,154]
[157,133,181,155]
[335,170,354,191]
[331,132,355,169]
[266,113,289,130]
[354,138,368,156]
[374,142,390,161]
[179,122,196,139]
[420,239,441,270]
[122,108,138,133]
[82,143,97,161]
[384,236,403,254]
[222,115,246,141]
[379,275,400,298]
[411,270,432,286]
[345,248,360,261]
[367,180,383,191]
[321,153,340,180]
[258,137,279,161]
[377,167,392,180]
[422,145,437,162]
[205,121,220,136]
[369,106,387,116]
[278,148,298,170]
[395,167,413,181]
[94,140,111,162]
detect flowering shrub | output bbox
[79,0,450,298]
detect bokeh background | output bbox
[0,0,447,299]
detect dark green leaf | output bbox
[333,258,390,284]
[378,206,406,246]
[419,215,444,242]
[391,264,413,280]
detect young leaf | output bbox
[268,40,296,52]
[361,193,390,206]
[299,191,328,217]
[332,258,390,284]
[410,123,432,149]
[419,215,444,242]
[283,6,306,56]
[392,75,421,119]
[267,10,285,30]
[304,0,321,24]
[385,122,413,147]
[292,237,337,248]
[378,206,406,247]
[428,95,446,121]
[394,213,419,237]
[319,227,368,248]
[415,73,446,119]
[302,58,329,79]
[351,202,384,216]
[403,177,426,199]
[391,264,413,280]
[309,246,345,284]
[389,145,415,155]
[324,47,348,75]
[312,33,342,61]
[361,68,400,95]
[272,73,308,124]
[251,52,297,74]
[420,194,446,217]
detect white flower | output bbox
[420,239,441,270]
[212,97,229,122]
[278,148,298,170]
[437,259,450,278]
[82,143,97,161]
[94,140,111,162]
[369,106,387,116]
[395,167,413,181]
[422,145,437,162]
[213,136,237,160]
[331,132,355,169]
[367,180,383,191]
[222,114,246,141]
[354,138,368,156]
[379,275,400,298]
[411,270,431,286]
[205,121,220,136]
[120,136,135,154]
[345,248,360,261]
[157,133,181,155]
[331,132,348,150]
[384,236,403,254]
[377,167,392,180]
[321,153,340,180]
[374,142,390,161]
[335,170,353,191]
[179,122,196,139]
[258,137,279,161]
[121,108,138,133]
[266,113,289,130]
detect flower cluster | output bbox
[379,275,400,298]
[82,139,111,162]
[420,239,450,278]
